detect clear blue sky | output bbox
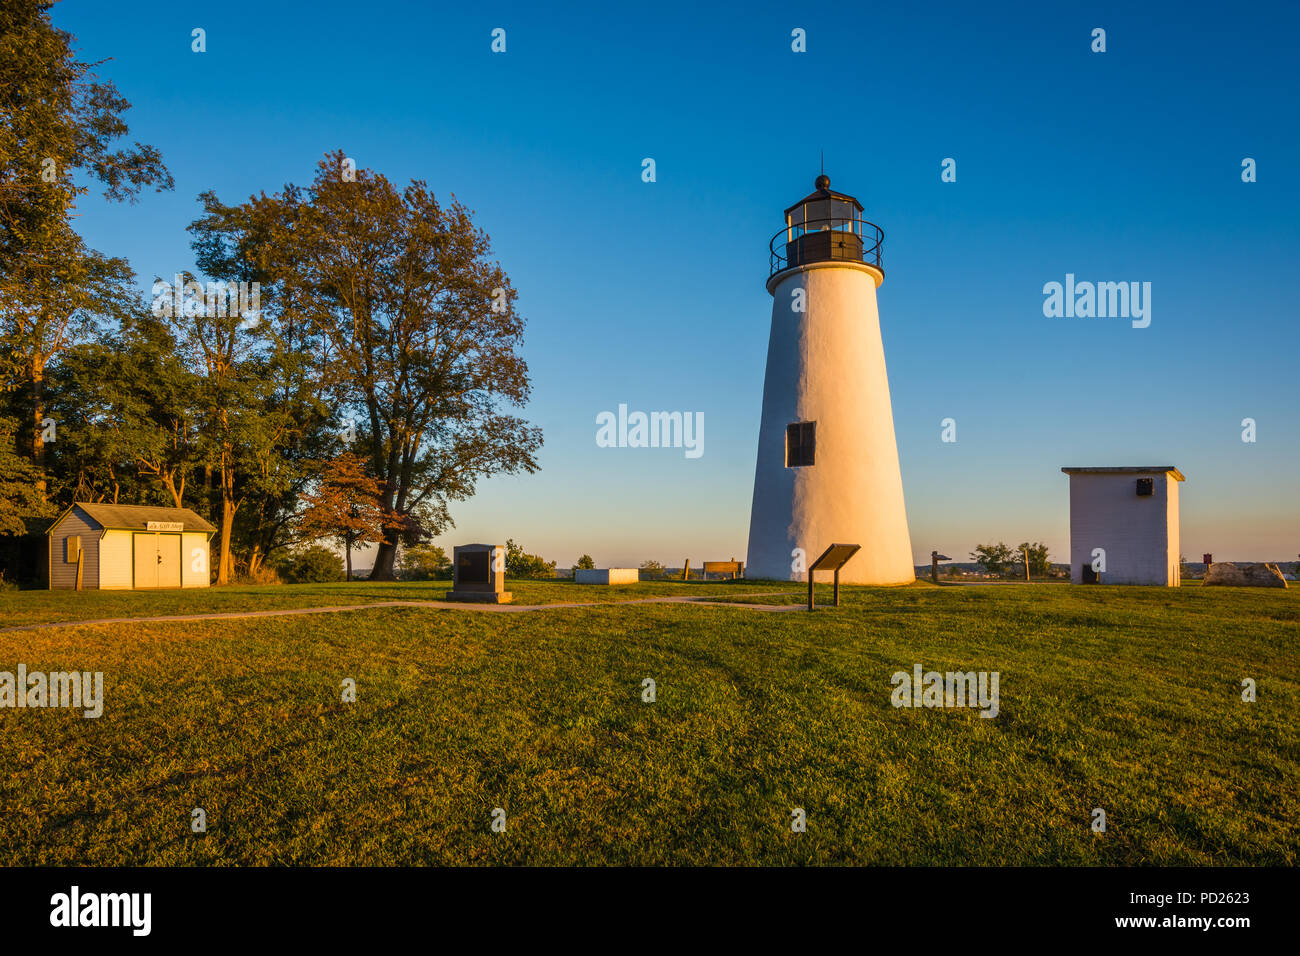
[57,0,1299,566]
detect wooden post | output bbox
[807,571,814,612]
[931,552,939,584]
[1024,549,1030,581]
[833,567,840,606]
[682,558,690,581]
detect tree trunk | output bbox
[370,534,399,580]
[217,498,235,585]
[30,353,47,500]
[163,473,183,508]
[345,536,353,582]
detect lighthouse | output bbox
[745,174,914,584]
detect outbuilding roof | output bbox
[52,502,218,534]
[1061,466,1186,482]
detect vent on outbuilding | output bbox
[1136,478,1154,496]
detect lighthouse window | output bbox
[785,422,816,467]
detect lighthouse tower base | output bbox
[746,260,914,585]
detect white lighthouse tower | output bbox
[746,174,914,584]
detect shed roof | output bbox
[53,502,218,534]
[1061,466,1185,482]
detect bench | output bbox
[702,560,744,580]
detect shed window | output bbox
[1136,478,1154,497]
[785,422,816,467]
[66,536,80,563]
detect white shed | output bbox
[47,503,216,590]
[1061,466,1185,586]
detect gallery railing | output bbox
[769,215,884,277]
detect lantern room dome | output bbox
[770,173,882,278]
[783,174,863,220]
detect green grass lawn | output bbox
[1,581,1296,865]
[0,577,800,627]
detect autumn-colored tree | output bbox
[229,151,542,579]
[297,451,394,581]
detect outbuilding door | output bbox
[133,533,182,589]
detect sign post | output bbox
[807,543,861,611]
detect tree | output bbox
[971,542,1013,577]
[0,1,172,250]
[235,152,542,579]
[0,416,49,535]
[187,190,334,580]
[0,0,172,499]
[505,538,555,579]
[51,309,198,507]
[1015,542,1052,578]
[296,451,393,581]
[397,544,451,581]
[1,237,135,499]
[277,545,345,584]
[639,559,665,579]
[169,270,268,584]
[575,554,595,570]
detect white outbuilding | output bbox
[47,503,216,590]
[1061,467,1185,586]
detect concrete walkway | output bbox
[1,592,804,634]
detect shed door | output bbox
[134,534,158,588]
[157,534,181,588]
[133,533,183,589]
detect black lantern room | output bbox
[770,174,883,277]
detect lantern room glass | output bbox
[785,197,864,242]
